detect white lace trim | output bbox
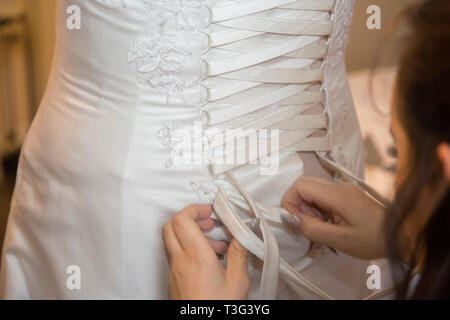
[330,98,349,168]
[323,0,357,172]
[157,121,190,169]
[128,0,204,103]
[322,0,354,72]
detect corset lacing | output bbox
[197,0,393,300]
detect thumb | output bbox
[225,239,249,284]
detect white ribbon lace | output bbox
[197,0,395,300]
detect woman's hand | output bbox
[162,204,250,300]
[281,177,388,260]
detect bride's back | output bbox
[1,0,368,299]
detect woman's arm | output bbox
[281,177,388,260]
[162,204,250,300]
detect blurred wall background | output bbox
[25,0,56,109]
[347,0,417,71]
[347,0,418,200]
[0,0,56,256]
[0,0,55,157]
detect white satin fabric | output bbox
[1,0,368,299]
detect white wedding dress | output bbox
[1,0,370,299]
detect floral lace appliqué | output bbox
[190,181,217,204]
[157,122,189,168]
[128,0,204,104]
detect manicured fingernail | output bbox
[280,213,301,239]
[281,213,301,228]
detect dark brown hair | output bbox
[387,0,450,299]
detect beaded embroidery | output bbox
[128,0,204,103]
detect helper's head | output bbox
[389,0,450,299]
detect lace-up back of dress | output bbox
[199,0,336,175]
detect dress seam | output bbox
[120,84,140,299]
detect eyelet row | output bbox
[199,1,213,128]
